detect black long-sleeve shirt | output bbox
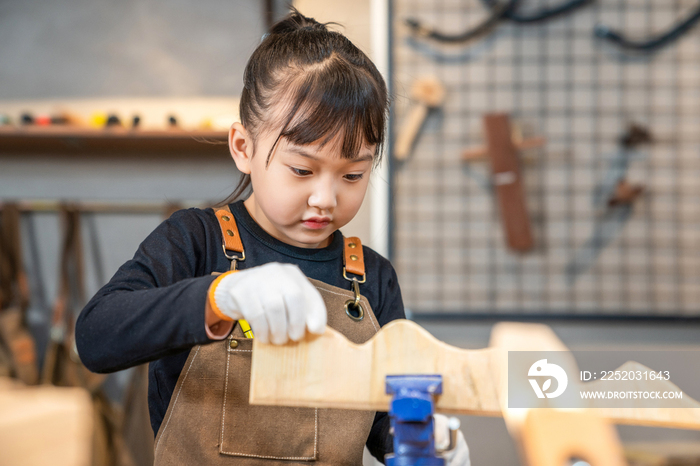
[76,200,405,462]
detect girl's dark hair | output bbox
[219,9,389,205]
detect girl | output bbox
[76,10,468,465]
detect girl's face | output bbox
[230,122,375,249]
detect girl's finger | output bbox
[243,296,270,344]
[282,284,306,341]
[282,264,327,335]
[300,280,327,335]
[262,291,288,345]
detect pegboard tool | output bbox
[566,123,650,281]
[406,0,593,45]
[607,180,643,207]
[463,113,540,252]
[461,125,545,162]
[595,4,700,52]
[394,77,446,161]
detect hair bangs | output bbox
[275,56,386,164]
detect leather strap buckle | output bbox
[342,236,365,320]
[344,280,364,321]
[215,207,245,269]
[342,268,366,284]
[221,244,245,270]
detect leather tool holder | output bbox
[41,204,103,390]
[41,204,126,466]
[0,203,39,385]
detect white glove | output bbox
[213,262,327,344]
[434,414,471,466]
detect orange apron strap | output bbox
[215,207,363,281]
[343,236,365,280]
[214,206,245,264]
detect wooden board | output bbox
[250,319,501,415]
[250,319,700,430]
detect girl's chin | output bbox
[288,231,333,249]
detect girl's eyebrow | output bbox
[352,154,374,163]
[287,147,320,161]
[287,147,374,163]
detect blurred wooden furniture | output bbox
[625,442,700,466]
[521,409,626,466]
[0,377,93,466]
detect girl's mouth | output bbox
[302,219,330,230]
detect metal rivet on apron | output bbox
[229,340,239,349]
[222,215,231,222]
[344,300,364,321]
[226,229,235,236]
[350,254,358,261]
[348,242,356,248]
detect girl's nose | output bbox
[308,179,337,211]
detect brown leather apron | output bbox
[154,207,380,465]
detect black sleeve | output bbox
[75,209,220,373]
[372,257,406,327]
[366,411,393,464]
[366,258,404,463]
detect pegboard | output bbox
[391,0,700,316]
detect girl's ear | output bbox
[229,122,253,174]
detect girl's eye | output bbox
[344,173,364,182]
[290,167,312,176]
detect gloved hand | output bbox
[211,262,327,344]
[434,414,471,466]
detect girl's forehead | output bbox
[282,138,375,162]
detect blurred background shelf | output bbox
[0,127,229,155]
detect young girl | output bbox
[76,10,468,465]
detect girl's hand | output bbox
[434,414,471,466]
[212,262,327,344]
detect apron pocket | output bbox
[220,337,318,461]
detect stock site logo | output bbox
[528,359,568,399]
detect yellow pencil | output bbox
[239,319,254,339]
